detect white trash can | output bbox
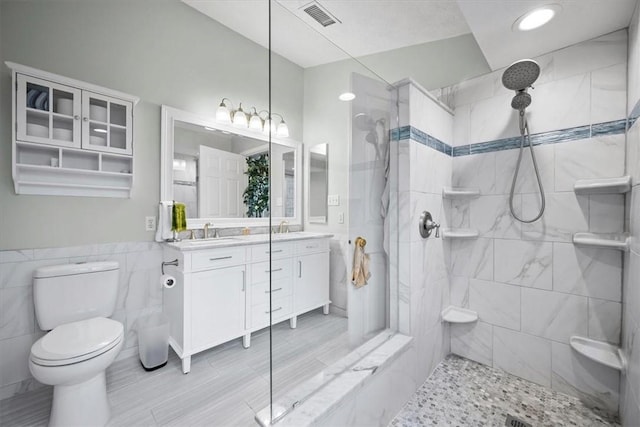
[138,313,169,371]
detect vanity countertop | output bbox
[165,231,333,251]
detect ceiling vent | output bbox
[301,1,341,27]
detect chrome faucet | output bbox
[278,220,289,234]
[203,222,213,239]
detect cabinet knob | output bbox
[83,117,89,122]
[73,115,80,120]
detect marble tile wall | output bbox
[0,242,163,400]
[445,30,628,414]
[395,79,453,386]
[622,2,640,425]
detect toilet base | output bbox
[50,371,110,427]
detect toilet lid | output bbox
[31,317,123,366]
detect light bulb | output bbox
[216,104,231,123]
[232,105,248,128]
[277,121,289,138]
[249,113,263,131]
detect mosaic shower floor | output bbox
[391,354,620,427]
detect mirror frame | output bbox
[161,105,303,228]
[306,143,329,224]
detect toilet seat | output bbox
[31,317,123,367]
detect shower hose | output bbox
[509,110,545,223]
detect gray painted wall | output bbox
[0,0,304,249]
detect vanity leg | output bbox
[289,316,297,329]
[323,304,330,315]
[182,356,191,374]
[243,333,251,348]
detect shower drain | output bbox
[505,414,533,427]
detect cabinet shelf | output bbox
[16,163,132,177]
[443,187,480,199]
[569,336,625,371]
[572,232,629,251]
[8,61,138,197]
[574,176,631,195]
[441,228,479,239]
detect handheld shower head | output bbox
[511,91,531,110]
[502,59,540,91]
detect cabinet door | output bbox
[16,74,81,148]
[294,252,329,312]
[191,265,246,350]
[81,91,133,155]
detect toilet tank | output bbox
[33,261,119,330]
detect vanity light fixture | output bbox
[215,98,289,137]
[513,4,561,31]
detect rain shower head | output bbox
[511,91,532,110]
[502,59,540,91]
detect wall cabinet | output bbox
[7,62,138,197]
[163,236,331,374]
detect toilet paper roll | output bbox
[161,274,176,289]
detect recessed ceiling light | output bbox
[513,4,561,32]
[338,92,356,101]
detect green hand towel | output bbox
[172,203,187,232]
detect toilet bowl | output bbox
[29,316,123,427]
[31,261,122,426]
[29,317,124,427]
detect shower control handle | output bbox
[419,211,440,239]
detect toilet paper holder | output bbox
[161,259,179,274]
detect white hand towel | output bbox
[154,201,173,242]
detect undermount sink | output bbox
[173,237,239,247]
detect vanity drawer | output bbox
[295,239,329,255]
[191,247,246,271]
[250,258,292,284]
[251,296,293,329]
[250,242,292,262]
[251,277,292,307]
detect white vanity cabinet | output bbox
[7,61,138,197]
[163,234,331,374]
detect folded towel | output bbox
[155,201,173,242]
[172,203,187,232]
[351,238,371,288]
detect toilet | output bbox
[29,262,124,427]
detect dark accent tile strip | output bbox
[391,118,626,158]
[592,119,627,137]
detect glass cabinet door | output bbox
[16,74,81,148]
[81,92,132,155]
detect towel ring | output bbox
[355,237,367,248]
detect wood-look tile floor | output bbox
[0,311,350,427]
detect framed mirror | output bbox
[307,143,328,224]
[161,105,302,228]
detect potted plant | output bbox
[243,154,269,217]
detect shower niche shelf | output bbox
[572,232,629,251]
[574,176,631,195]
[569,336,625,371]
[441,306,478,324]
[443,187,480,199]
[441,229,479,240]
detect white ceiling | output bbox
[183,0,638,71]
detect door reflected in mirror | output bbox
[308,143,328,223]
